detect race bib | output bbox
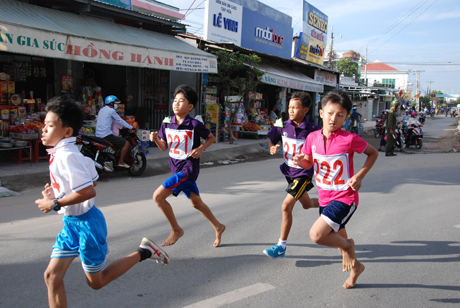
[282,136,305,169]
[313,153,350,191]
[165,128,194,160]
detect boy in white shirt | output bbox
[35,98,169,308]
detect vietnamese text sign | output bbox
[0,22,217,73]
[204,0,243,45]
[314,69,337,87]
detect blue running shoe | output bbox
[263,244,286,258]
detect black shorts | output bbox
[103,134,127,150]
[285,176,314,200]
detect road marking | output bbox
[454,225,460,229]
[182,283,276,308]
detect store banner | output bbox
[204,0,243,45]
[314,69,337,87]
[0,23,217,73]
[260,73,323,93]
[240,8,292,59]
[294,1,328,65]
[95,0,132,10]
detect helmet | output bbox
[105,95,120,105]
[411,112,417,118]
[391,99,400,107]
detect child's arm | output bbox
[35,185,96,213]
[293,153,313,170]
[268,140,281,155]
[150,131,168,152]
[189,133,216,159]
[347,145,378,191]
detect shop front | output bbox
[0,0,217,162]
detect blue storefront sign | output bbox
[241,8,293,59]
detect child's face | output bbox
[42,111,73,147]
[172,92,193,117]
[320,101,348,134]
[288,98,309,123]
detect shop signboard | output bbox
[260,72,323,93]
[314,69,337,87]
[204,0,243,45]
[95,0,132,10]
[0,22,217,73]
[240,8,292,59]
[294,1,328,65]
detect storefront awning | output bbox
[258,63,324,93]
[0,0,217,73]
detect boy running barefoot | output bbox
[150,85,225,247]
[35,98,168,308]
[263,92,320,258]
[293,91,378,289]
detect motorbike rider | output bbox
[349,105,362,135]
[95,95,133,168]
[405,112,422,146]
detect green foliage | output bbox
[337,58,360,78]
[208,50,263,104]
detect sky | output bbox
[168,0,460,96]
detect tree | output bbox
[208,50,264,143]
[337,57,360,79]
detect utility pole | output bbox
[414,70,424,111]
[327,27,341,69]
[427,80,435,108]
[364,47,368,86]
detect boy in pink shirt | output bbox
[293,91,378,289]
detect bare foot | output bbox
[162,229,184,246]
[342,238,356,272]
[213,224,226,247]
[343,261,365,289]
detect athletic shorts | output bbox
[51,206,108,273]
[285,176,314,200]
[319,201,356,232]
[162,172,199,199]
[103,134,126,150]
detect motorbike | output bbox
[76,129,147,176]
[374,117,385,138]
[348,119,359,134]
[404,123,423,149]
[419,113,426,123]
[451,109,457,117]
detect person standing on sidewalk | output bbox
[263,91,320,259]
[149,85,225,247]
[385,100,399,157]
[35,98,169,308]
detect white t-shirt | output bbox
[47,137,98,216]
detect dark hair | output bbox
[46,97,84,136]
[321,91,352,115]
[290,91,312,108]
[174,84,198,109]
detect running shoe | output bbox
[139,237,170,265]
[263,244,286,258]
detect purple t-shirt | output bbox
[268,116,320,178]
[158,115,211,182]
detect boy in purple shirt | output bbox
[263,92,320,258]
[150,85,225,247]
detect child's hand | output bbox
[44,183,55,199]
[189,147,204,159]
[35,191,53,213]
[292,154,305,167]
[149,131,159,142]
[347,175,362,191]
[269,144,280,155]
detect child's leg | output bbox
[84,252,141,290]
[309,216,356,272]
[153,185,184,246]
[298,193,319,210]
[279,194,297,241]
[337,228,365,289]
[189,192,225,247]
[44,257,75,308]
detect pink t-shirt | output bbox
[302,129,368,207]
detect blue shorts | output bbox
[51,206,108,273]
[319,201,356,232]
[162,172,199,199]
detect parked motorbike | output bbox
[404,123,423,149]
[374,117,385,138]
[76,129,147,176]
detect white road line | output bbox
[454,225,460,229]
[182,283,276,308]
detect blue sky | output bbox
[171,0,460,95]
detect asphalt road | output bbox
[1,139,460,307]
